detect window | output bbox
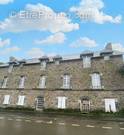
[62,75,70,89]
[83,56,91,68]
[17,95,25,106]
[19,76,25,89]
[57,97,67,109]
[104,99,117,112]
[2,77,8,88]
[8,64,13,73]
[40,61,47,70]
[91,73,102,89]
[39,76,46,88]
[3,95,10,105]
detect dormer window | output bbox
[39,56,49,70]
[39,75,46,89]
[19,76,25,89]
[91,73,102,89]
[62,74,71,89]
[53,55,62,65]
[104,56,110,61]
[40,61,47,70]
[83,56,91,68]
[8,64,13,73]
[55,60,60,65]
[2,77,8,88]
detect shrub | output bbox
[119,66,124,76]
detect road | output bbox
[0,112,124,135]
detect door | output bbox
[36,96,44,110]
[105,99,117,112]
[80,100,90,112]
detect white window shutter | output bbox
[57,97,66,109]
[3,95,10,105]
[62,97,66,109]
[17,96,25,106]
[57,97,62,108]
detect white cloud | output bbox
[0,3,79,33]
[70,0,122,24]
[35,32,66,45]
[27,48,45,58]
[0,46,20,55]
[26,48,56,58]
[0,38,10,47]
[112,43,124,52]
[0,0,13,4]
[70,37,97,48]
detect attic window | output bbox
[83,56,91,68]
[40,61,47,70]
[8,64,13,73]
[104,56,110,61]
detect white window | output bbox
[63,75,70,89]
[40,61,47,70]
[3,95,10,105]
[17,95,25,106]
[57,97,67,109]
[91,73,102,89]
[2,77,8,88]
[8,64,13,73]
[19,76,25,89]
[104,99,117,112]
[83,56,91,68]
[39,76,46,88]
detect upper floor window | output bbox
[40,61,47,70]
[39,76,46,88]
[62,75,71,89]
[8,64,13,73]
[2,76,8,88]
[83,56,91,68]
[91,73,102,89]
[17,95,25,106]
[19,76,25,89]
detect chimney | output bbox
[105,42,113,51]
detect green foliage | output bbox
[119,66,124,76]
[43,108,80,113]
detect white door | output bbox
[105,99,117,112]
[57,97,67,109]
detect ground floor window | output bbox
[79,96,90,112]
[104,98,117,112]
[57,96,67,109]
[17,95,25,106]
[3,95,10,105]
[36,96,44,110]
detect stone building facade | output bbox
[0,43,124,112]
